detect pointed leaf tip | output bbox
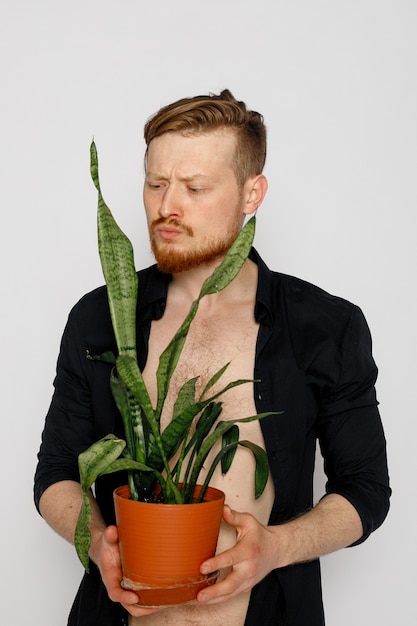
[90,141,100,191]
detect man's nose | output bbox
[159,185,183,219]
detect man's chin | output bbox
[153,243,233,275]
[154,253,217,274]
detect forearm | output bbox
[276,493,363,568]
[39,480,159,617]
[39,480,106,554]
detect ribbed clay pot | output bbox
[113,484,225,607]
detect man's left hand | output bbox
[197,505,280,604]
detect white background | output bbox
[1,1,415,624]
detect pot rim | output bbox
[114,483,225,505]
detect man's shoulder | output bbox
[276,271,354,309]
[254,251,366,349]
[254,251,364,347]
[276,270,361,331]
[71,264,162,312]
[61,265,164,353]
[255,249,358,321]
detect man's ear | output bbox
[243,174,268,215]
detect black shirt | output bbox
[34,249,390,625]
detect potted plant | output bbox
[74,142,275,606]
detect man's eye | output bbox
[189,187,205,194]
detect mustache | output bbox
[151,217,194,237]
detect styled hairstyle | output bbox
[144,89,267,186]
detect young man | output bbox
[34,90,390,626]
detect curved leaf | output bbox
[238,440,270,499]
[91,141,138,359]
[199,362,230,400]
[78,435,126,491]
[155,300,199,417]
[74,492,93,571]
[187,412,277,496]
[115,354,155,426]
[199,217,256,298]
[155,218,255,416]
[173,377,198,419]
[221,424,239,474]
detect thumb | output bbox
[104,524,119,544]
[222,504,240,526]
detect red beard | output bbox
[149,217,240,274]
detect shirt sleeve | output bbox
[34,307,97,512]
[316,305,391,544]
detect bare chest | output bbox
[142,308,275,514]
[142,309,259,420]
[132,307,275,625]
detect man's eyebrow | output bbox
[146,171,211,181]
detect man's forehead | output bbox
[146,129,237,174]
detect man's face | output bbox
[143,128,248,274]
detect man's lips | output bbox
[152,219,193,240]
[156,226,183,240]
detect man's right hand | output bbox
[91,524,161,618]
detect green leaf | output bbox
[78,435,126,491]
[99,457,163,480]
[115,354,155,427]
[74,491,93,571]
[238,440,270,499]
[165,479,184,504]
[187,412,277,497]
[180,402,223,488]
[110,371,136,460]
[75,435,126,570]
[148,398,209,472]
[74,453,166,569]
[110,370,148,465]
[193,441,239,503]
[221,424,239,474]
[91,141,138,359]
[193,402,223,455]
[155,300,199,417]
[154,217,255,418]
[86,350,116,365]
[193,437,270,504]
[199,217,256,298]
[199,363,230,400]
[116,353,181,485]
[173,377,198,419]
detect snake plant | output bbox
[75,142,275,571]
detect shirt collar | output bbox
[138,249,275,326]
[137,264,171,322]
[249,248,274,327]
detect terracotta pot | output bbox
[113,484,225,606]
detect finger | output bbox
[200,544,237,576]
[197,566,249,604]
[122,600,161,617]
[222,504,243,527]
[103,524,119,544]
[223,507,257,538]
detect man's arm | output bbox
[39,481,160,618]
[39,480,93,544]
[197,493,362,603]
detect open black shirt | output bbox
[34,249,390,625]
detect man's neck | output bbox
[166,258,258,310]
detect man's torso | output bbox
[130,278,275,625]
